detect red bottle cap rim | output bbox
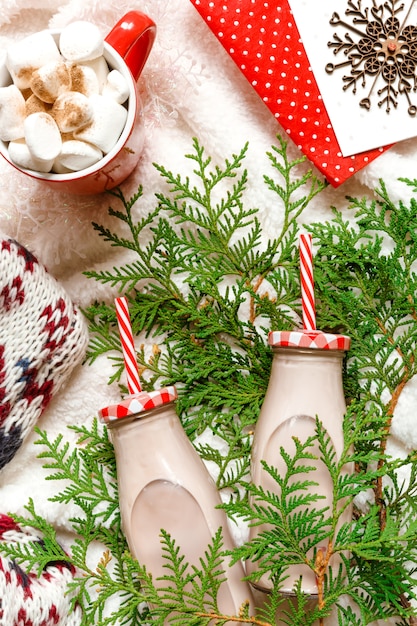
[268,330,350,351]
[98,385,178,424]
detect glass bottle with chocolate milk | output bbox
[247,330,353,596]
[99,385,254,622]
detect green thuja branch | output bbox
[225,403,417,625]
[309,179,417,532]
[84,136,325,491]
[3,410,416,625]
[0,497,71,575]
[1,422,264,625]
[3,139,417,625]
[82,140,417,623]
[34,423,118,525]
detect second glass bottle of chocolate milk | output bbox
[247,330,353,596]
[99,386,254,623]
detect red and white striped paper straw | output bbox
[115,296,142,395]
[299,233,316,331]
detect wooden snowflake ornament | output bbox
[326,0,417,115]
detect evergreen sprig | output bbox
[84,136,326,489]
[308,180,417,538]
[34,424,118,526]
[0,497,71,575]
[2,422,258,625]
[225,403,417,625]
[2,137,417,624]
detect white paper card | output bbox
[287,0,417,156]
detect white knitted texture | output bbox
[0,235,88,470]
[0,524,82,625]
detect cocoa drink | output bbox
[247,330,353,596]
[99,386,255,623]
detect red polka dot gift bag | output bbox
[189,0,392,187]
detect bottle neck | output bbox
[261,345,348,434]
[269,346,346,393]
[272,346,345,364]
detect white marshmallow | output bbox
[59,22,104,62]
[24,112,62,161]
[102,70,130,104]
[8,138,54,172]
[6,31,61,90]
[74,94,127,154]
[30,61,71,104]
[25,94,52,115]
[0,51,9,87]
[51,91,93,133]
[52,161,73,174]
[79,57,109,93]
[69,63,99,97]
[54,139,102,171]
[0,84,26,141]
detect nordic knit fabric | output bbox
[0,513,82,625]
[0,235,88,471]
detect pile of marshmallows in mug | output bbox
[0,21,130,174]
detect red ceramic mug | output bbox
[0,11,156,195]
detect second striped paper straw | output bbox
[115,296,142,395]
[299,233,316,331]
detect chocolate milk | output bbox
[247,330,352,596]
[99,386,254,623]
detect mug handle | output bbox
[105,11,156,82]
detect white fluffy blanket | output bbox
[0,0,415,624]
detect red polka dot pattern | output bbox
[190,0,391,187]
